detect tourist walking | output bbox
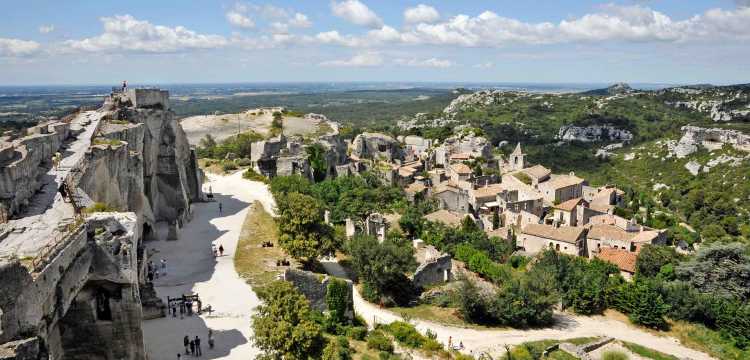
[183,335,189,354]
[219,245,224,256]
[208,329,214,349]
[218,202,222,213]
[194,336,202,356]
[161,258,167,275]
[147,271,154,283]
[189,339,195,356]
[177,353,181,360]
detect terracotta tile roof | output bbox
[450,162,472,174]
[471,184,504,200]
[596,247,637,273]
[433,181,459,195]
[554,197,586,212]
[423,210,464,227]
[587,224,634,243]
[522,164,551,179]
[405,182,427,194]
[631,230,661,244]
[450,152,472,160]
[543,174,585,190]
[521,223,585,244]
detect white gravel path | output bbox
[142,171,274,360]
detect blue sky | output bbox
[0,0,748,85]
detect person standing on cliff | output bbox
[122,80,127,92]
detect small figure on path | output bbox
[183,335,189,354]
[147,271,154,283]
[194,336,202,356]
[208,329,214,349]
[212,244,217,257]
[122,80,127,92]
[218,202,222,213]
[161,258,167,275]
[448,336,452,348]
[171,304,177,317]
[177,353,181,360]
[219,245,224,257]
[154,269,159,279]
[189,339,195,356]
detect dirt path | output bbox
[141,172,274,360]
[320,259,713,360]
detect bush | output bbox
[322,336,352,360]
[385,321,424,348]
[242,168,267,182]
[221,161,237,171]
[236,157,251,166]
[366,331,393,353]
[345,326,367,341]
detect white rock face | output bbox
[685,160,702,176]
[671,125,750,158]
[557,125,633,143]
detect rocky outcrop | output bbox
[433,131,492,166]
[351,132,402,162]
[671,125,750,158]
[557,125,633,143]
[0,89,203,360]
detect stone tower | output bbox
[509,142,525,171]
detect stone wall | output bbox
[412,254,452,289]
[283,269,353,319]
[352,133,402,162]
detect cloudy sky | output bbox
[1,0,749,85]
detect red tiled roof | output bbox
[596,247,637,273]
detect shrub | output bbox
[345,326,367,341]
[242,168,267,182]
[322,336,352,360]
[84,202,116,213]
[236,157,251,166]
[221,161,237,171]
[386,321,423,348]
[366,331,393,353]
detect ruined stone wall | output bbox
[283,269,353,318]
[412,254,452,289]
[0,122,71,217]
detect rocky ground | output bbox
[180,109,323,145]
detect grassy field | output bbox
[621,341,678,360]
[502,337,601,360]
[391,305,492,330]
[233,201,290,288]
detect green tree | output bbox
[252,281,325,360]
[276,192,337,261]
[322,337,352,360]
[306,143,329,182]
[626,279,669,330]
[347,235,417,304]
[676,242,750,301]
[636,244,681,279]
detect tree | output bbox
[276,192,337,261]
[347,235,417,304]
[306,143,329,182]
[269,175,312,197]
[626,279,669,329]
[252,281,325,360]
[636,244,681,279]
[490,268,558,327]
[322,337,351,360]
[676,242,750,301]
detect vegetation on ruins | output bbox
[275,192,337,262]
[196,131,263,159]
[251,281,326,360]
[347,234,417,306]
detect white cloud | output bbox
[404,4,440,24]
[0,38,41,57]
[320,51,383,67]
[473,61,494,69]
[226,4,255,29]
[64,15,227,53]
[331,0,383,28]
[39,25,55,34]
[322,5,750,48]
[289,13,312,28]
[395,57,454,68]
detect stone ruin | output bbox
[412,241,452,289]
[282,269,353,320]
[351,132,403,162]
[249,118,349,180]
[0,88,204,360]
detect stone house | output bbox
[404,182,428,202]
[585,185,625,213]
[447,162,473,183]
[432,181,470,213]
[538,172,585,204]
[518,223,587,256]
[585,222,664,258]
[549,197,588,227]
[520,164,551,185]
[412,242,452,289]
[499,143,526,173]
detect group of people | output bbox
[211,244,225,257]
[448,336,464,351]
[169,298,201,319]
[147,259,167,283]
[180,330,214,358]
